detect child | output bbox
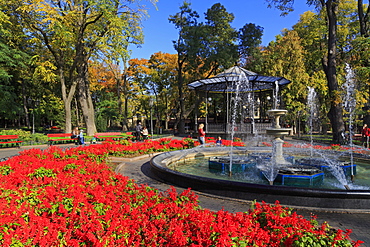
[79,129,85,145]
[216,136,222,146]
[91,136,97,144]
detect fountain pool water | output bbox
[150,147,370,211]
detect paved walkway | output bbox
[1,144,370,246]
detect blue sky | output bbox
[130,0,314,59]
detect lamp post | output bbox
[206,97,212,133]
[149,98,154,139]
[27,98,40,134]
[297,111,301,137]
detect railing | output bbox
[207,122,272,134]
[207,123,226,132]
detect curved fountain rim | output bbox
[151,148,370,194]
[150,148,370,211]
[267,109,288,112]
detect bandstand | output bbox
[188,66,291,137]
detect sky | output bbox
[130,0,315,60]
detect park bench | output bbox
[353,134,362,142]
[94,132,126,141]
[0,135,22,148]
[47,133,78,146]
[125,132,136,140]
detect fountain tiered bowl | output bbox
[265,109,291,137]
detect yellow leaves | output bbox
[0,8,10,25]
[33,58,58,83]
[330,90,342,106]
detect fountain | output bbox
[261,108,324,186]
[150,66,370,211]
[265,81,293,167]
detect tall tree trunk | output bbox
[357,0,370,126]
[324,0,345,143]
[358,0,369,37]
[60,68,76,134]
[122,67,129,131]
[77,62,97,136]
[74,98,80,127]
[177,57,186,134]
[22,82,30,128]
[64,100,73,133]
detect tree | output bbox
[170,2,240,133]
[148,52,178,130]
[238,23,264,71]
[127,58,151,124]
[89,61,119,131]
[358,0,370,37]
[0,3,42,128]
[262,30,321,133]
[202,3,239,75]
[291,11,327,76]
[267,0,346,143]
[6,0,153,135]
[169,1,199,134]
[354,1,370,124]
[0,42,29,125]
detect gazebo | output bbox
[188,66,292,136]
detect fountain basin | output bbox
[271,166,324,187]
[150,148,370,212]
[209,156,324,187]
[266,128,292,137]
[267,109,288,116]
[297,158,357,177]
[209,156,256,173]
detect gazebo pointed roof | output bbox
[188,66,291,92]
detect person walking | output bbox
[198,123,206,145]
[135,122,143,142]
[362,124,370,148]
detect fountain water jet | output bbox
[343,63,357,181]
[307,87,318,158]
[227,72,249,176]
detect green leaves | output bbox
[0,165,12,176]
[28,167,56,179]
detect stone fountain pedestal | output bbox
[266,109,292,166]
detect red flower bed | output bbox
[205,137,245,147]
[0,140,363,246]
[262,141,368,154]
